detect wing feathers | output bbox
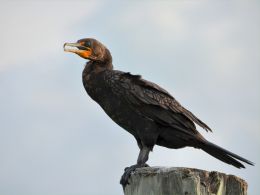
[108,71,212,132]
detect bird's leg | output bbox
[120,146,151,189]
[137,145,150,166]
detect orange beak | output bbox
[64,42,92,59]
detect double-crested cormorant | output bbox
[64,38,254,187]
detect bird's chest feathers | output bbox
[82,64,108,102]
[82,67,123,116]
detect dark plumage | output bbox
[64,38,254,187]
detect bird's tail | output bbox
[200,140,254,168]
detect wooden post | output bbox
[124,167,247,195]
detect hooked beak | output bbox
[64,42,92,59]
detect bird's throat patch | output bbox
[76,50,92,58]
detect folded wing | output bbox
[107,71,212,135]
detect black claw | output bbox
[120,164,148,190]
[124,166,129,171]
[144,163,150,167]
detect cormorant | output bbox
[64,38,254,188]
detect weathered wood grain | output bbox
[124,167,247,195]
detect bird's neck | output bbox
[83,61,113,79]
[86,60,113,73]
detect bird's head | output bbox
[64,38,112,63]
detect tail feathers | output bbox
[201,141,254,168]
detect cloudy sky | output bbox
[0,0,259,195]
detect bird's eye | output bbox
[85,41,91,47]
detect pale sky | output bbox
[0,1,259,195]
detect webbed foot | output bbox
[120,163,149,190]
